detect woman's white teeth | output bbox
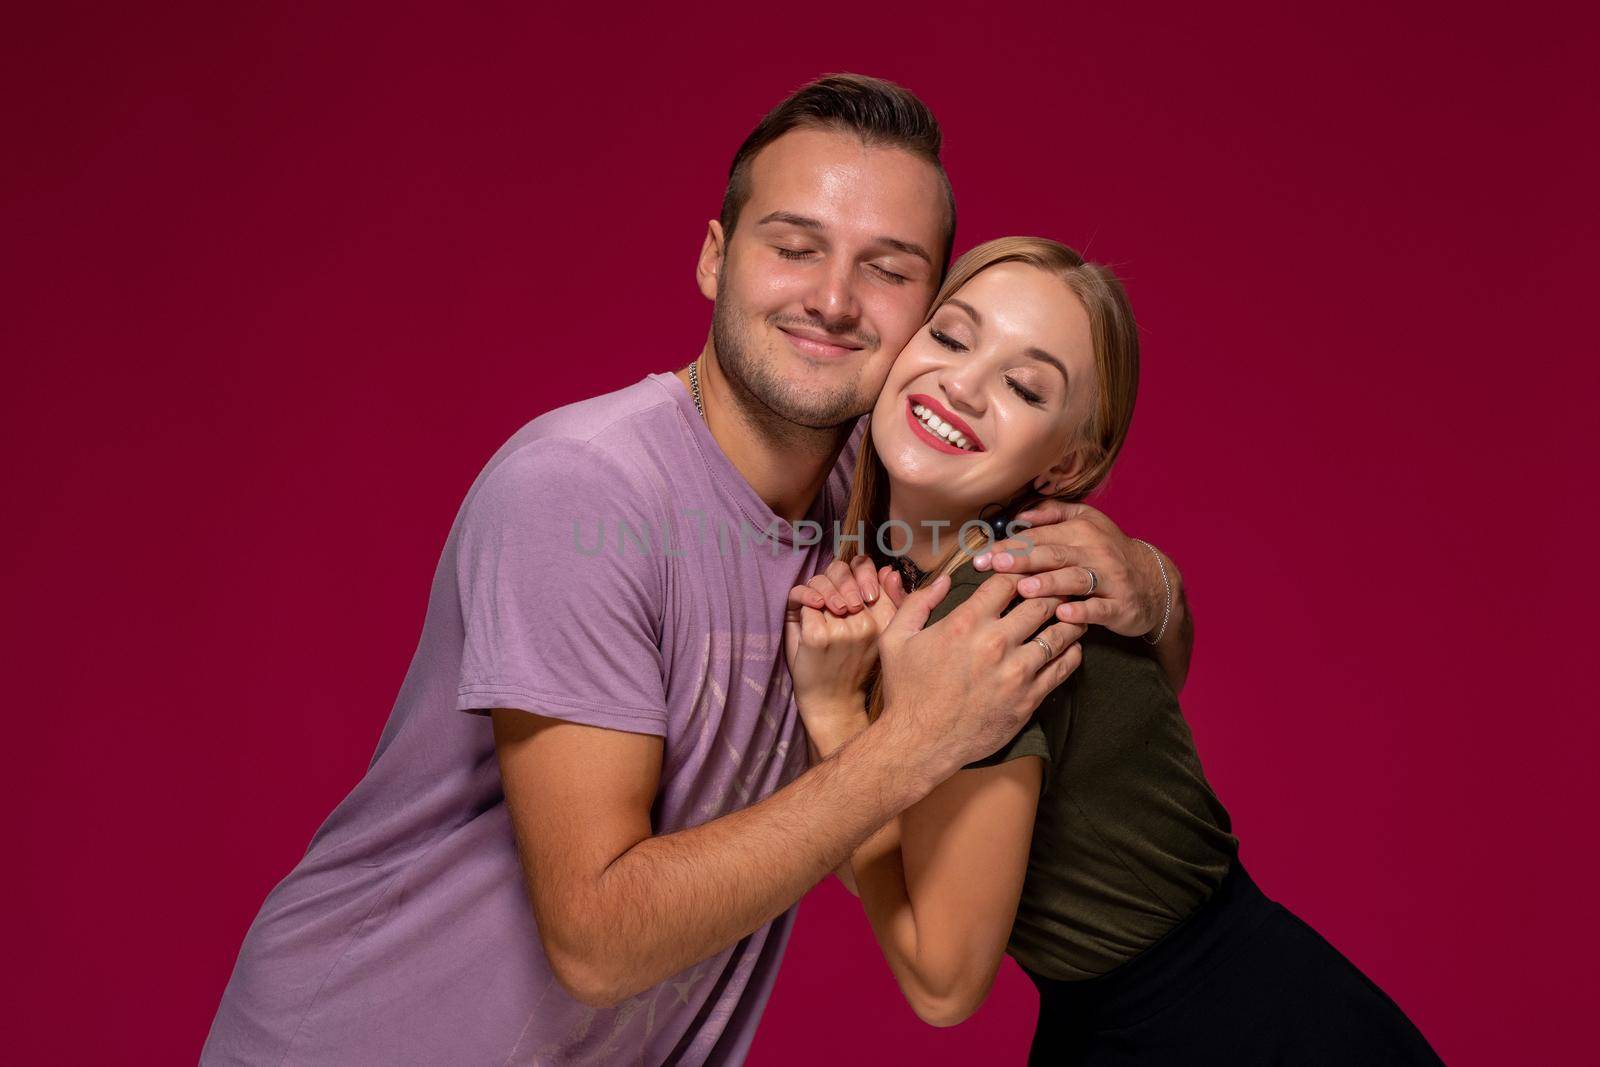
[911,403,974,451]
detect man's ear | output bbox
[695,220,726,301]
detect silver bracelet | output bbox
[1132,538,1172,645]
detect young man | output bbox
[202,74,1191,1066]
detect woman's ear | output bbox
[695,220,726,302]
[1033,445,1090,497]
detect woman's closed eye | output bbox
[930,326,1048,406]
[1006,375,1045,406]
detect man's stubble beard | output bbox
[710,281,877,449]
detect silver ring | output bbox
[1031,635,1055,661]
[1084,568,1099,596]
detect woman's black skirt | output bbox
[1025,862,1443,1065]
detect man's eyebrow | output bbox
[756,212,932,266]
[757,210,824,231]
[944,299,1070,384]
[876,236,933,267]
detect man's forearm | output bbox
[1149,550,1193,692]
[556,720,932,1005]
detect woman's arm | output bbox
[851,758,1041,1026]
[802,704,868,896]
[788,562,1050,1021]
[805,704,1041,1027]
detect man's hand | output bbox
[973,501,1193,691]
[875,573,1084,783]
[972,501,1163,635]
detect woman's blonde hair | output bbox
[842,237,1140,717]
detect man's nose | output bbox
[802,259,861,329]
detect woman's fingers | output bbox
[865,574,900,631]
[880,566,910,608]
[849,554,881,604]
[818,559,865,613]
[806,574,851,615]
[788,584,826,611]
[800,602,835,642]
[783,589,814,664]
[809,554,890,616]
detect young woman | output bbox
[783,237,1442,1064]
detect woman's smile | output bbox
[872,260,1101,513]
[904,393,985,454]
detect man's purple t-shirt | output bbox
[202,373,856,1065]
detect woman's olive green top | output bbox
[936,560,1239,981]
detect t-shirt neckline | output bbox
[647,371,832,548]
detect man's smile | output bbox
[776,322,866,360]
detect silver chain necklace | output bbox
[688,359,705,420]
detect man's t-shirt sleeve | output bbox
[454,438,670,736]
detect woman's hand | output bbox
[785,554,885,616]
[783,562,901,753]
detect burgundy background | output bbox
[4,2,1595,1063]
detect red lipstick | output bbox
[905,393,985,455]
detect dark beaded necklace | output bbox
[892,553,926,592]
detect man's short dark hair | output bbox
[719,73,957,272]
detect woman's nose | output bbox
[940,363,986,416]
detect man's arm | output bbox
[493,574,1081,1009]
[493,709,926,1008]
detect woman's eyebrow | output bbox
[944,298,982,324]
[944,298,1068,385]
[1026,347,1069,385]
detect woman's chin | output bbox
[882,463,970,507]
[878,448,938,488]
